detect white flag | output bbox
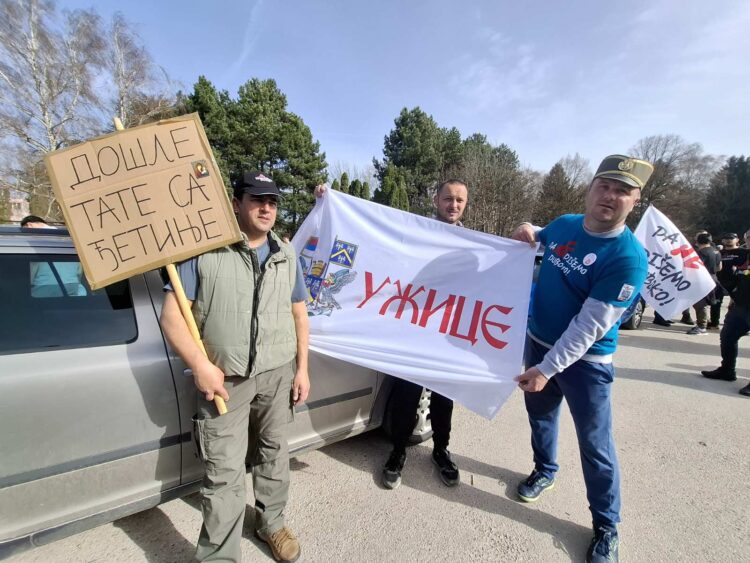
[292,190,536,419]
[633,205,716,320]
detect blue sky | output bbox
[61,0,750,175]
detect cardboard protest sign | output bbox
[45,113,241,289]
[634,205,716,319]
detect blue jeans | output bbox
[524,337,621,529]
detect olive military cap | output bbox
[593,155,654,189]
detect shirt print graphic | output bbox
[546,240,591,277]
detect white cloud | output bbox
[449,30,551,112]
[220,0,265,85]
[444,0,750,169]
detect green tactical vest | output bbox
[192,231,298,377]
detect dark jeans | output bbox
[524,338,621,529]
[390,377,453,452]
[720,305,750,370]
[710,286,725,326]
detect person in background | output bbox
[686,233,721,335]
[652,310,673,327]
[702,245,750,396]
[20,215,51,228]
[712,233,747,328]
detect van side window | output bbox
[29,259,87,297]
[0,255,138,355]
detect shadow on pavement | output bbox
[318,430,590,562]
[181,492,202,511]
[618,332,743,357]
[615,366,749,397]
[112,506,195,563]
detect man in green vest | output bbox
[161,170,310,562]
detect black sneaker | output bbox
[701,367,737,381]
[432,448,460,486]
[586,526,619,563]
[679,315,695,325]
[517,470,555,502]
[382,449,406,490]
[739,383,750,396]
[652,318,672,327]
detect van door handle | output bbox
[183,368,193,377]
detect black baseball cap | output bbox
[233,170,281,198]
[722,233,739,240]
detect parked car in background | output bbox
[0,226,429,558]
[619,294,646,329]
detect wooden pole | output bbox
[113,116,227,415]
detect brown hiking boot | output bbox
[256,526,301,562]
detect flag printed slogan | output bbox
[634,205,716,320]
[292,190,536,419]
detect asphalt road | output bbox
[9,313,750,562]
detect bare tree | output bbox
[328,160,379,190]
[560,153,592,189]
[108,12,176,127]
[0,0,106,220]
[629,134,721,233]
[447,141,537,237]
[0,1,178,221]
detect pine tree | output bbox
[349,179,362,198]
[340,172,350,194]
[191,77,327,236]
[534,162,584,225]
[185,76,234,188]
[331,179,340,191]
[374,107,464,215]
[373,164,401,205]
[361,181,371,200]
[389,179,409,211]
[703,156,750,236]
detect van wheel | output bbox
[382,387,434,446]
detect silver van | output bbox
[0,226,430,558]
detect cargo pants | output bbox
[192,361,295,562]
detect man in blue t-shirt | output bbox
[511,154,653,563]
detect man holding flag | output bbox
[314,179,469,490]
[512,155,653,563]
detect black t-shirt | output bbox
[718,247,748,284]
[697,246,720,275]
